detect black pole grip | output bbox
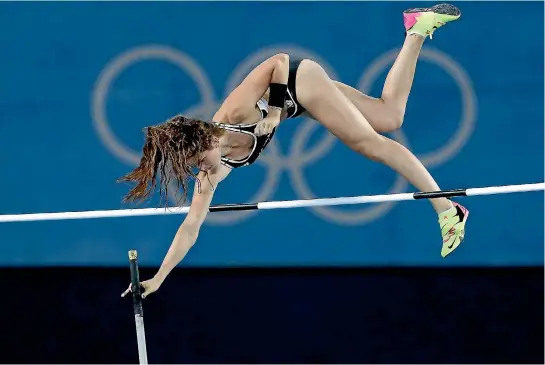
[128,250,144,316]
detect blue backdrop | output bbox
[0,1,543,267]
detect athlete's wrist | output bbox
[267,106,282,119]
[153,271,167,284]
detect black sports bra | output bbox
[214,98,272,169]
[215,94,300,169]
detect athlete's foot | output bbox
[404,3,461,39]
[438,201,469,257]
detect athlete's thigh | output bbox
[296,60,379,148]
[333,81,380,104]
[333,81,395,133]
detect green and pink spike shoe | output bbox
[404,3,461,39]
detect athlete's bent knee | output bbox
[380,108,405,132]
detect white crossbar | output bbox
[0,182,542,223]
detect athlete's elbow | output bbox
[273,53,289,64]
[271,53,289,71]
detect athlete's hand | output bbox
[254,115,280,136]
[121,276,162,299]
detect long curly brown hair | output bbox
[117,115,225,205]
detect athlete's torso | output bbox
[215,91,302,169]
[215,98,274,169]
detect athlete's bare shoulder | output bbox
[196,164,232,196]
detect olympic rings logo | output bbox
[91,44,477,226]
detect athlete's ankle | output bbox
[405,33,426,44]
[433,198,454,215]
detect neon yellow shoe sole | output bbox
[404,4,461,39]
[440,201,469,258]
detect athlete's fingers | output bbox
[262,121,273,135]
[255,122,265,136]
[141,282,156,299]
[121,284,131,297]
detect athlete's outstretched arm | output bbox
[154,166,231,281]
[121,165,231,298]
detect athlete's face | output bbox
[198,145,221,172]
